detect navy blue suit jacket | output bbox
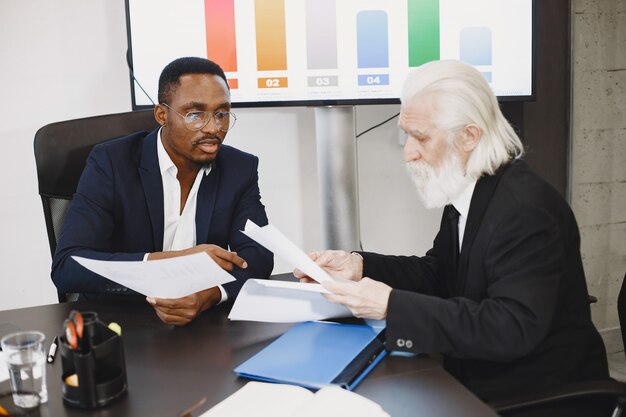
[51,129,273,299]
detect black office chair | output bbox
[618,273,626,364]
[34,109,159,302]
[489,274,626,417]
[489,379,626,416]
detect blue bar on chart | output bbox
[460,27,492,65]
[305,0,337,70]
[356,10,389,68]
[358,74,389,86]
[481,72,492,83]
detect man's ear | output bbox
[154,104,166,126]
[461,124,482,152]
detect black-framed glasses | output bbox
[161,103,236,132]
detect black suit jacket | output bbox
[52,129,273,299]
[361,160,608,400]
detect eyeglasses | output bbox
[161,103,237,132]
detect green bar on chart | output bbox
[407,0,440,67]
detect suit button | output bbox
[122,287,127,292]
[406,340,413,349]
[397,339,405,348]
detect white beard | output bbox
[405,150,472,209]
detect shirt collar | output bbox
[157,128,211,177]
[451,180,477,219]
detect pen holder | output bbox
[59,312,127,409]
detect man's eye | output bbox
[186,112,204,121]
[214,112,229,121]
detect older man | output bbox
[296,61,608,404]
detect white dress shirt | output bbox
[450,181,477,251]
[145,129,227,302]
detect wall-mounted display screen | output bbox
[126,0,534,108]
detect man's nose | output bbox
[201,115,219,134]
[403,136,422,162]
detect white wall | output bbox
[0,1,441,311]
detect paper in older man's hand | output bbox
[72,252,235,298]
[241,220,342,284]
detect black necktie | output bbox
[448,205,460,273]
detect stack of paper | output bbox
[230,220,355,322]
[228,279,351,322]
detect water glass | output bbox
[1,331,47,408]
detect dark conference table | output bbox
[0,295,500,417]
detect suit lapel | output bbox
[138,130,165,250]
[195,159,220,244]
[456,162,511,294]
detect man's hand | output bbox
[149,244,247,272]
[293,250,363,283]
[146,286,221,325]
[322,278,392,320]
[183,244,247,271]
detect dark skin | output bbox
[145,73,244,326]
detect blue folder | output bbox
[234,321,387,391]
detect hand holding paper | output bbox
[146,286,223,326]
[322,278,392,320]
[293,250,364,283]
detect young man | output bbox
[52,57,273,325]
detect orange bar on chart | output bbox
[227,79,239,89]
[205,0,238,72]
[254,0,287,71]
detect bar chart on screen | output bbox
[127,0,533,106]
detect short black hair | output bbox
[158,57,228,104]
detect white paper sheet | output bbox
[201,381,390,417]
[72,252,235,299]
[241,220,346,284]
[228,279,352,323]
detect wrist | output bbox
[350,251,364,280]
[199,287,221,311]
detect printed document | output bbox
[72,252,235,298]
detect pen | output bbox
[47,336,58,363]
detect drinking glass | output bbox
[1,331,47,408]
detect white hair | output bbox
[401,60,524,179]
